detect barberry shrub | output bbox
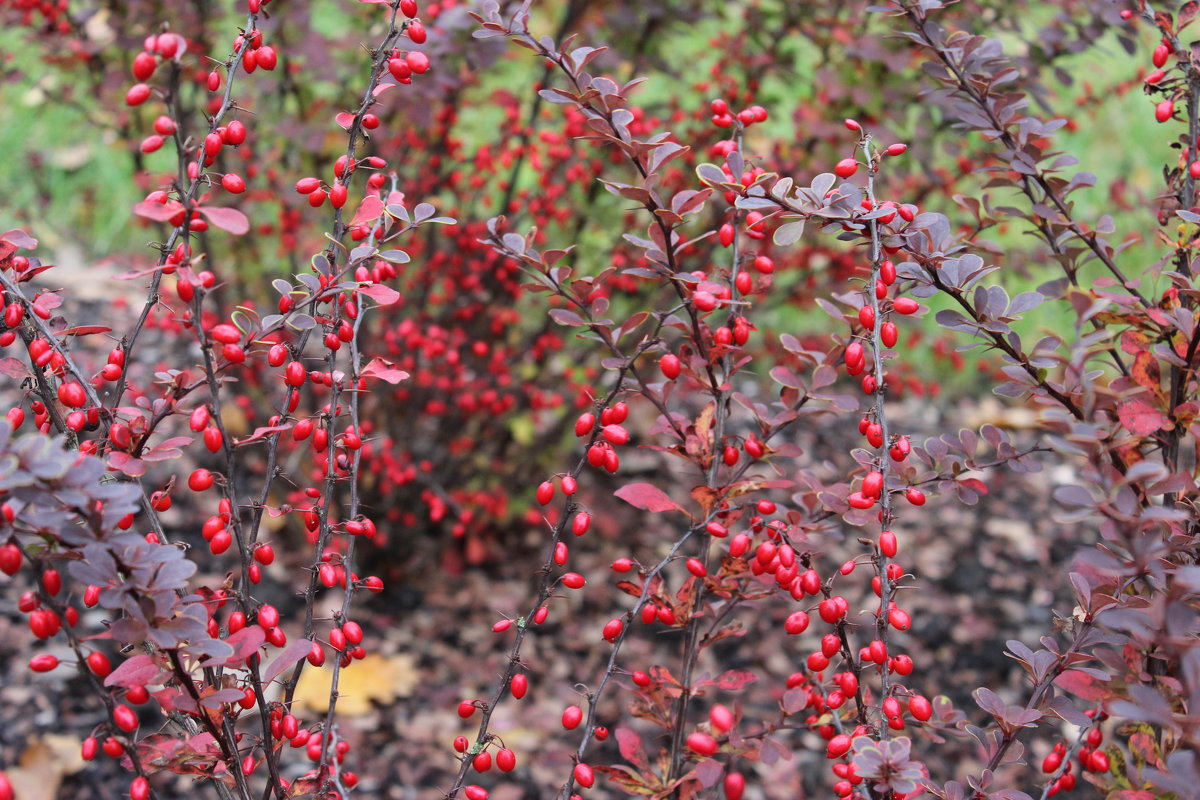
[0,0,1196,799]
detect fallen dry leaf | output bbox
[6,733,86,800]
[292,653,419,715]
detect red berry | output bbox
[388,58,412,82]
[188,469,214,491]
[407,51,430,74]
[113,704,139,732]
[203,426,224,452]
[29,654,59,672]
[784,611,810,635]
[0,544,22,575]
[573,762,594,788]
[132,52,157,80]
[126,83,151,106]
[211,531,233,559]
[58,382,86,408]
[29,609,58,639]
[826,734,851,758]
[87,651,113,677]
[881,321,898,348]
[660,353,682,379]
[256,45,277,71]
[204,132,223,157]
[562,705,583,729]
[330,184,348,209]
[285,361,306,387]
[258,604,279,628]
[602,424,629,445]
[575,412,595,437]
[908,695,933,721]
[818,598,844,623]
[724,772,745,800]
[834,158,858,178]
[687,732,719,756]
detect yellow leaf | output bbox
[293,653,419,716]
[7,734,85,800]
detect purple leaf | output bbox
[104,654,162,688]
[224,626,267,665]
[262,637,314,684]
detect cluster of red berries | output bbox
[1042,715,1110,796]
[709,98,768,128]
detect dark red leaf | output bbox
[357,283,401,306]
[1118,399,1168,436]
[104,654,162,688]
[261,638,314,684]
[61,325,113,336]
[362,357,410,384]
[614,482,678,513]
[350,196,384,226]
[134,200,185,222]
[715,669,758,691]
[615,727,647,769]
[197,206,250,235]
